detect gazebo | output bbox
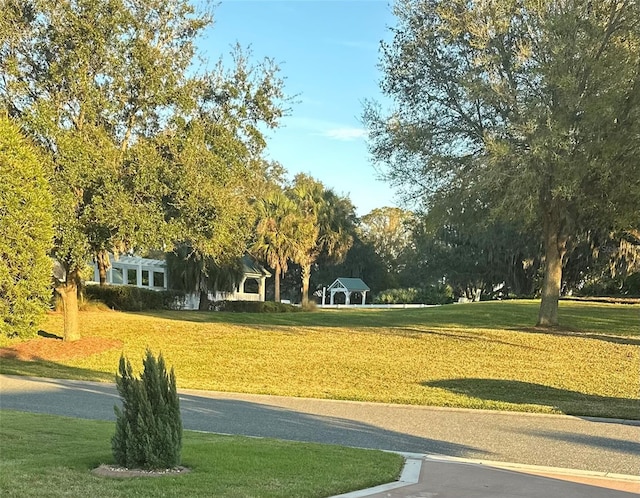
[326,278,370,305]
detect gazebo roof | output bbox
[327,277,370,292]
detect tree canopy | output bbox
[365,0,640,325]
[1,0,287,338]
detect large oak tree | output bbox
[1,0,287,339]
[365,0,640,325]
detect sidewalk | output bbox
[334,454,640,498]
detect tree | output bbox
[365,0,640,326]
[406,190,542,300]
[0,117,53,338]
[112,350,182,470]
[289,174,356,305]
[359,207,413,277]
[252,189,309,302]
[166,244,243,310]
[2,1,287,338]
[1,0,209,339]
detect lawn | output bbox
[0,410,403,498]
[1,300,638,419]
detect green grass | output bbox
[0,410,403,498]
[1,300,638,419]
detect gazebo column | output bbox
[361,291,367,305]
[258,277,266,301]
[345,291,351,305]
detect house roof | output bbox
[242,255,271,278]
[114,255,166,268]
[327,277,370,292]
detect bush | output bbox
[0,118,53,338]
[84,285,185,311]
[212,300,302,313]
[112,350,182,469]
[374,285,454,305]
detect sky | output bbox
[201,0,399,216]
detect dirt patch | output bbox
[0,336,122,361]
[92,464,191,479]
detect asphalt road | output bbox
[1,374,639,476]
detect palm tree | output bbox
[166,243,244,310]
[252,190,307,302]
[289,174,355,306]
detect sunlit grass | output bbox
[0,410,403,498]
[1,300,638,419]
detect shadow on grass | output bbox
[425,378,640,420]
[0,375,487,458]
[0,356,112,383]
[514,327,640,346]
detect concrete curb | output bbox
[330,452,424,498]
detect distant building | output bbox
[326,278,370,305]
[89,254,270,309]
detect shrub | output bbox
[374,285,454,305]
[0,118,53,338]
[84,285,185,311]
[112,350,182,469]
[212,300,302,312]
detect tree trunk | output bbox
[198,290,209,311]
[274,262,281,302]
[56,274,81,342]
[301,263,311,306]
[96,250,110,286]
[537,211,568,327]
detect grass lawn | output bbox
[0,410,403,498]
[1,300,638,419]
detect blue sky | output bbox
[201,0,398,216]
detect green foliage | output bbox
[288,174,356,305]
[2,0,289,339]
[213,300,302,313]
[374,286,454,305]
[112,350,182,470]
[84,285,185,312]
[252,189,310,302]
[0,118,53,338]
[365,0,640,326]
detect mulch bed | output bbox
[92,464,191,478]
[0,336,123,361]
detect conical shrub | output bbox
[112,349,182,469]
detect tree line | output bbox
[0,0,356,341]
[3,0,639,341]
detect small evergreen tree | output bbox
[112,350,182,469]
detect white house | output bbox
[90,254,168,290]
[89,254,270,308]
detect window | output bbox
[127,269,137,285]
[153,271,164,288]
[243,278,259,294]
[112,267,123,284]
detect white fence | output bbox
[317,303,438,309]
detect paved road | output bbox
[1,374,639,477]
